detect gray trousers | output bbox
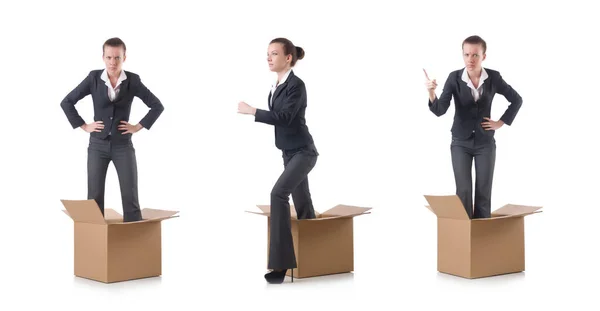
[268,144,319,270]
[87,137,142,222]
[450,136,496,219]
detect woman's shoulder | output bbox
[288,71,305,86]
[483,67,501,77]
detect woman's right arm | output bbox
[428,73,453,117]
[60,72,93,129]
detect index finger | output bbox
[422,68,430,80]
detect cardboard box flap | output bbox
[256,205,271,214]
[423,195,469,220]
[246,211,268,216]
[492,204,543,217]
[60,199,106,224]
[321,205,372,218]
[249,205,300,219]
[308,211,370,221]
[141,208,179,221]
[104,209,123,221]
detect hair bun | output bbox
[295,46,305,60]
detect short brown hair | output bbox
[462,35,486,54]
[270,38,305,67]
[103,37,126,54]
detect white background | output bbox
[0,0,598,309]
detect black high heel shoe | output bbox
[265,269,294,284]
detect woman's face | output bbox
[267,43,291,72]
[462,43,486,72]
[103,46,126,77]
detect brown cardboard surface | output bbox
[437,218,471,278]
[292,218,354,278]
[61,200,179,224]
[141,208,179,222]
[62,199,177,283]
[105,208,179,225]
[254,205,296,218]
[321,205,372,218]
[104,209,123,222]
[492,204,543,217]
[255,204,370,278]
[249,204,370,221]
[424,195,469,220]
[74,223,108,282]
[256,205,324,220]
[470,217,525,278]
[107,222,162,283]
[425,194,541,279]
[256,205,272,215]
[62,200,106,224]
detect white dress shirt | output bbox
[100,69,127,134]
[270,69,292,107]
[100,69,127,102]
[461,67,488,102]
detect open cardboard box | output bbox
[424,195,542,279]
[61,199,178,283]
[248,204,371,278]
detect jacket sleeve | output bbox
[496,72,523,125]
[428,72,453,117]
[255,82,305,127]
[60,72,92,129]
[134,77,165,129]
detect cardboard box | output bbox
[248,204,371,278]
[424,195,542,279]
[61,199,178,283]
